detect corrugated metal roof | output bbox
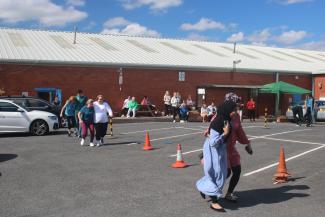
[1,28,325,74]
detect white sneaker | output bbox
[180,120,185,123]
[80,138,85,146]
[96,140,101,147]
[173,120,176,123]
[90,142,95,147]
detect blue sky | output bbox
[1,0,325,50]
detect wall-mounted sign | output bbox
[178,71,185,81]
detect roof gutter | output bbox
[0,59,313,75]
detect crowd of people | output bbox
[60,90,113,147]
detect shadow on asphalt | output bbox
[223,184,310,210]
[0,154,18,163]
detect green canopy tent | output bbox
[259,81,311,115]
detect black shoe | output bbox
[199,191,206,199]
[210,204,226,212]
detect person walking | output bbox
[304,95,313,127]
[163,91,171,116]
[196,100,237,212]
[246,98,256,122]
[75,89,88,137]
[94,95,113,147]
[78,99,95,147]
[60,96,76,136]
[225,103,253,202]
[171,92,180,122]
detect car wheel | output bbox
[30,120,49,136]
[60,116,68,128]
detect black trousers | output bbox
[304,107,312,126]
[95,122,108,141]
[66,116,76,130]
[227,165,241,193]
[248,109,255,121]
[292,106,303,125]
[172,106,179,120]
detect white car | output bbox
[0,99,59,135]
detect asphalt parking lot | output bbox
[1,121,325,217]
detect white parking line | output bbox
[243,144,325,177]
[126,131,202,145]
[169,129,311,157]
[120,127,178,135]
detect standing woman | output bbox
[171,92,180,122]
[163,91,171,116]
[78,99,95,147]
[196,100,237,212]
[60,96,76,136]
[246,98,256,122]
[94,95,113,146]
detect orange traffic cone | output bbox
[172,144,188,168]
[142,132,153,151]
[273,146,291,184]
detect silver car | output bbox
[286,101,306,120]
[315,100,325,120]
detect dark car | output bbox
[0,96,67,127]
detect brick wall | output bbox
[0,64,312,115]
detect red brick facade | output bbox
[314,75,325,100]
[0,63,313,116]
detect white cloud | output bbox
[103,17,131,28]
[297,40,325,51]
[0,0,87,26]
[227,32,245,43]
[274,30,307,44]
[275,0,314,5]
[66,0,86,6]
[246,29,271,43]
[101,17,160,37]
[119,0,182,11]
[181,18,226,31]
[186,33,210,41]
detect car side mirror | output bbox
[17,108,25,112]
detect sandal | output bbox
[225,193,238,203]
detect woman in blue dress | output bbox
[196,100,237,212]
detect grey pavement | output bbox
[1,121,325,217]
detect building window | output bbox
[178,71,185,81]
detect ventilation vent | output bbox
[160,41,193,55]
[90,37,118,51]
[296,52,325,62]
[127,40,158,53]
[50,35,74,49]
[221,46,258,59]
[273,50,311,62]
[247,48,285,61]
[192,44,227,57]
[8,33,28,47]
